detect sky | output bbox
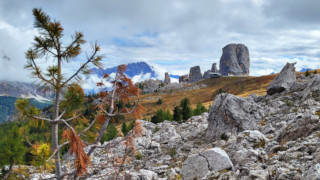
[1,0,320,84]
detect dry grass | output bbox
[137,69,320,119]
[138,74,276,119]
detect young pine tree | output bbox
[305,69,310,77]
[122,122,129,136]
[16,8,102,178]
[180,98,192,121]
[0,126,26,179]
[173,106,182,122]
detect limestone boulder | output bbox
[266,62,296,95]
[206,93,263,140]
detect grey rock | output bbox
[203,70,211,79]
[181,154,209,180]
[179,74,189,83]
[278,114,320,145]
[164,72,170,84]
[200,148,233,171]
[249,169,269,180]
[206,93,263,140]
[219,44,250,76]
[189,66,202,83]
[267,63,296,95]
[303,164,320,180]
[139,169,158,180]
[211,63,219,73]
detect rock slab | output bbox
[266,62,296,95]
[181,148,232,180]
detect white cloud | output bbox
[131,73,152,84]
[171,77,179,83]
[1,0,320,83]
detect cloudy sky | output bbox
[1,0,320,83]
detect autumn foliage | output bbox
[62,129,90,176]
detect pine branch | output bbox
[61,43,101,87]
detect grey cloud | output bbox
[0,0,320,82]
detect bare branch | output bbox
[64,113,82,122]
[61,119,76,134]
[31,115,53,122]
[48,141,69,161]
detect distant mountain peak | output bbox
[91,61,156,78]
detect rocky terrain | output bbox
[219,44,250,76]
[28,63,320,180]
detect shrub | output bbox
[314,70,318,74]
[193,102,207,116]
[156,98,163,105]
[169,147,176,157]
[305,69,310,77]
[135,152,142,160]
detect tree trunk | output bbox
[52,90,62,179]
[3,163,14,180]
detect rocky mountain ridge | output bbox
[27,63,320,180]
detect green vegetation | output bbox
[0,125,26,179]
[173,106,182,122]
[101,123,119,143]
[314,70,318,74]
[169,147,177,157]
[135,152,142,160]
[305,69,310,77]
[180,98,192,120]
[193,102,207,116]
[151,109,173,124]
[0,96,51,123]
[156,98,163,105]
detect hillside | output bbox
[139,74,277,118]
[0,96,51,123]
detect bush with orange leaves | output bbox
[62,64,145,178]
[86,64,145,157]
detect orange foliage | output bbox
[62,129,90,176]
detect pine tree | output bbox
[165,110,173,121]
[305,69,310,77]
[0,126,26,179]
[180,98,192,121]
[173,106,182,122]
[122,122,129,136]
[314,70,318,74]
[156,98,163,105]
[16,8,102,178]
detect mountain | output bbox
[0,96,51,123]
[91,61,156,78]
[300,68,312,72]
[0,81,53,100]
[0,81,53,123]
